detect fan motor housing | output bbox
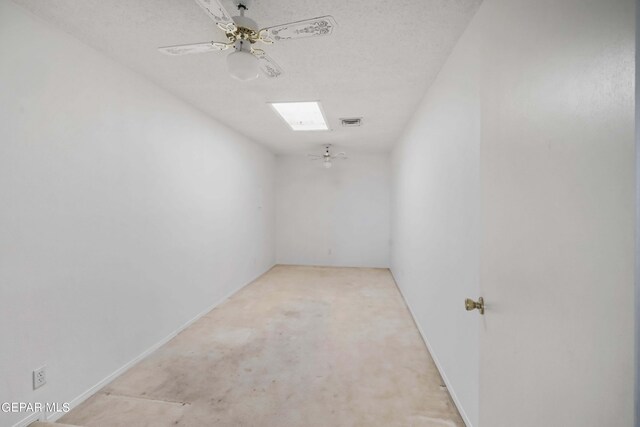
[227,15,259,43]
[232,15,258,31]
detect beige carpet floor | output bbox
[57,265,464,427]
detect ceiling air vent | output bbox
[340,117,363,127]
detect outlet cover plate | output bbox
[33,366,46,390]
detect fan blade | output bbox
[259,16,337,43]
[252,49,284,78]
[307,154,324,158]
[158,41,231,55]
[193,0,237,33]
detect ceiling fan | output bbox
[308,145,347,169]
[158,0,337,81]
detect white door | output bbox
[473,0,635,426]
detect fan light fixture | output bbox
[270,101,329,131]
[227,41,259,81]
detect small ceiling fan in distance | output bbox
[158,0,337,81]
[308,145,347,169]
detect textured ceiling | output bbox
[13,0,481,153]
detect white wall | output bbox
[276,152,390,268]
[390,23,481,426]
[391,0,634,426]
[636,1,640,423]
[0,2,275,426]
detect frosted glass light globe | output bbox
[324,161,332,169]
[227,50,259,81]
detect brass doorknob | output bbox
[465,297,484,315]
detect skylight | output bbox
[270,101,329,131]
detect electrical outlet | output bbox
[33,366,46,390]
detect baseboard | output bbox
[24,264,275,425]
[274,262,390,269]
[389,270,474,427]
[10,411,44,427]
